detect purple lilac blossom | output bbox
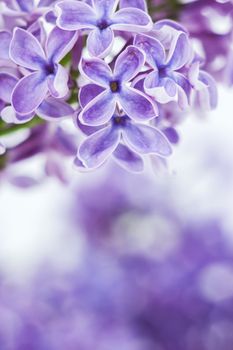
[55,0,153,57]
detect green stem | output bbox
[0,117,45,137]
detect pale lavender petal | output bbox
[114,45,145,81]
[0,73,17,103]
[0,31,12,60]
[111,8,152,32]
[46,27,78,63]
[92,0,118,17]
[117,86,157,121]
[154,19,188,33]
[174,72,192,109]
[144,72,177,104]
[47,64,69,98]
[79,90,116,126]
[78,126,120,168]
[87,27,114,58]
[38,0,55,6]
[195,71,218,110]
[37,97,74,120]
[79,84,104,108]
[80,58,112,87]
[166,32,191,70]
[134,34,165,68]
[120,0,147,11]
[1,106,34,124]
[56,0,97,30]
[113,143,144,172]
[0,142,6,155]
[123,124,172,156]
[17,0,34,11]
[10,28,46,70]
[12,72,47,114]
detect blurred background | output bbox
[0,85,233,349]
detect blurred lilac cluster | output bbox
[0,0,218,178]
[1,167,233,349]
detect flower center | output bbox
[97,19,109,30]
[44,63,55,75]
[110,80,120,93]
[113,116,128,127]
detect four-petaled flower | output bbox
[56,0,152,57]
[78,45,158,126]
[135,31,192,106]
[9,27,77,115]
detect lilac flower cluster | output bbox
[0,0,217,175]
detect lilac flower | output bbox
[9,27,77,115]
[77,83,172,171]
[134,31,192,106]
[56,0,153,57]
[1,0,57,29]
[78,45,157,126]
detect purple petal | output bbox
[144,71,177,104]
[17,0,34,11]
[79,90,116,126]
[10,28,46,70]
[0,73,17,103]
[87,27,114,58]
[12,72,47,114]
[134,34,165,68]
[111,8,152,32]
[37,97,74,120]
[117,86,157,121]
[120,0,147,11]
[195,71,218,110]
[113,143,144,172]
[114,45,145,81]
[56,0,97,30]
[0,31,12,60]
[47,64,69,98]
[46,27,78,63]
[79,84,104,108]
[92,0,118,17]
[80,58,112,87]
[166,32,191,70]
[123,123,172,156]
[174,72,192,109]
[1,106,34,124]
[78,126,120,168]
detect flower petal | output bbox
[1,106,34,124]
[0,73,17,103]
[123,123,172,156]
[79,90,116,126]
[79,84,104,108]
[0,31,12,60]
[92,0,118,17]
[166,32,191,70]
[56,0,97,30]
[144,71,177,104]
[134,34,165,68]
[79,58,112,87]
[12,72,47,115]
[47,64,69,98]
[10,28,46,70]
[113,143,144,172]
[174,72,192,109]
[120,0,147,11]
[111,8,152,32]
[193,71,218,110]
[114,45,145,81]
[78,126,120,168]
[46,27,78,63]
[37,97,74,120]
[87,27,114,58]
[117,86,157,121]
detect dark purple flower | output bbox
[56,0,153,57]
